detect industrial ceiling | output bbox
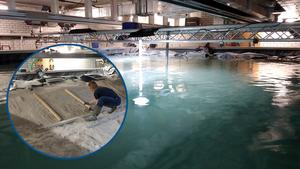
[1,0,300,23]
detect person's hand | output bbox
[84,105,92,112]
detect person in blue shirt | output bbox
[85,81,121,121]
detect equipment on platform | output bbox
[122,22,142,29]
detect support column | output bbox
[273,13,280,22]
[6,0,16,10]
[163,16,169,26]
[85,0,93,18]
[50,0,59,14]
[174,18,180,27]
[152,0,158,14]
[133,15,139,22]
[20,36,23,50]
[149,15,155,25]
[111,0,118,20]
[246,0,252,12]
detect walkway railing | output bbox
[36,22,300,44]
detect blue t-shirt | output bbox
[94,87,119,99]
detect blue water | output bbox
[1,58,300,169]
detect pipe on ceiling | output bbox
[160,0,278,22]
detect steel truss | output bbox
[36,22,300,44]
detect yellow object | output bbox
[33,93,62,121]
[64,89,91,109]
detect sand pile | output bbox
[51,107,125,151]
[8,76,126,157]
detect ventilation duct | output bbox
[135,0,149,16]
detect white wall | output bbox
[52,58,96,70]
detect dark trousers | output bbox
[97,96,121,108]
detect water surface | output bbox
[0,58,300,169]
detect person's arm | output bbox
[88,88,100,105]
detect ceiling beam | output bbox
[0,10,122,25]
[160,0,267,23]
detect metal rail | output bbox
[0,10,121,25]
[35,22,300,44]
[160,0,264,23]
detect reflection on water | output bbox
[112,57,300,169]
[250,62,300,107]
[132,40,150,106]
[246,62,300,152]
[213,61,300,152]
[0,56,300,169]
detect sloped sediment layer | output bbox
[8,77,126,157]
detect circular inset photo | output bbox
[6,44,127,158]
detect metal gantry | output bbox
[36,22,300,44]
